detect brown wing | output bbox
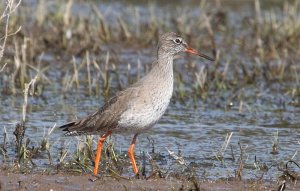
[60,90,132,136]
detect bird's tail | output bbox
[59,122,77,136]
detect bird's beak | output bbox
[185,47,215,61]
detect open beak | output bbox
[185,47,215,61]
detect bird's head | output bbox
[158,32,214,61]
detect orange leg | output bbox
[93,131,111,175]
[128,134,139,175]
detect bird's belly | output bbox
[116,98,170,134]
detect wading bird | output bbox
[60,32,214,176]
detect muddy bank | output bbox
[0,171,296,191]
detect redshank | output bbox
[60,32,214,176]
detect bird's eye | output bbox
[174,38,182,44]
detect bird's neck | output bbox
[156,53,174,76]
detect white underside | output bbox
[117,93,171,134]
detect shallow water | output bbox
[0,0,300,182]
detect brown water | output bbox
[0,0,299,182]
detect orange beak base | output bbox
[185,47,215,61]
